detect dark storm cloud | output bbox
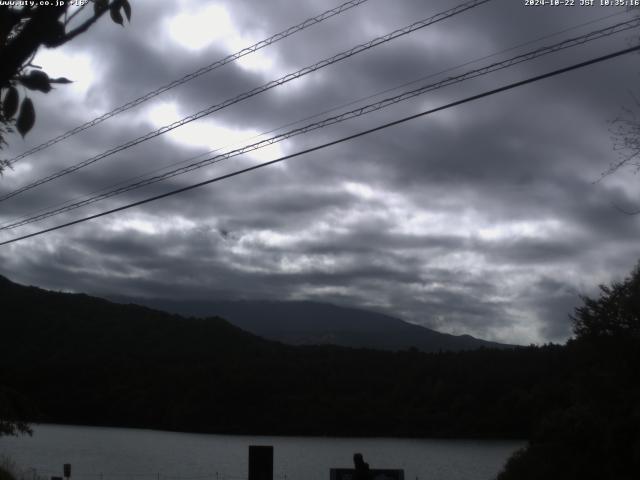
[2,0,640,344]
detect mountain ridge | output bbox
[0,274,512,352]
[109,297,513,352]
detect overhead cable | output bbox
[2,44,638,247]
[2,18,637,231]
[0,0,492,203]
[8,6,620,230]
[4,0,373,165]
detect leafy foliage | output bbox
[0,1,132,172]
[498,263,640,479]
[571,263,640,339]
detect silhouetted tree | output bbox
[498,262,640,480]
[571,263,640,339]
[0,0,132,173]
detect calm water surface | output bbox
[0,425,522,480]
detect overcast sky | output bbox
[1,0,639,344]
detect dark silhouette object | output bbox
[353,453,371,480]
[571,262,640,340]
[248,446,273,480]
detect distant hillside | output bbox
[114,298,511,352]
[0,274,568,438]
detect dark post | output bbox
[248,445,273,480]
[63,465,71,480]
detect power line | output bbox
[4,7,623,231]
[0,0,492,203]
[3,9,616,233]
[301,9,630,127]
[0,146,226,230]
[4,0,372,166]
[2,44,638,247]
[2,18,637,232]
[4,18,637,230]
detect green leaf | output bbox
[16,98,35,138]
[19,71,52,93]
[3,87,19,119]
[122,0,131,22]
[110,3,124,25]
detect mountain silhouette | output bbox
[112,298,512,352]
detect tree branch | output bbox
[50,1,113,47]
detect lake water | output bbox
[0,425,522,480]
